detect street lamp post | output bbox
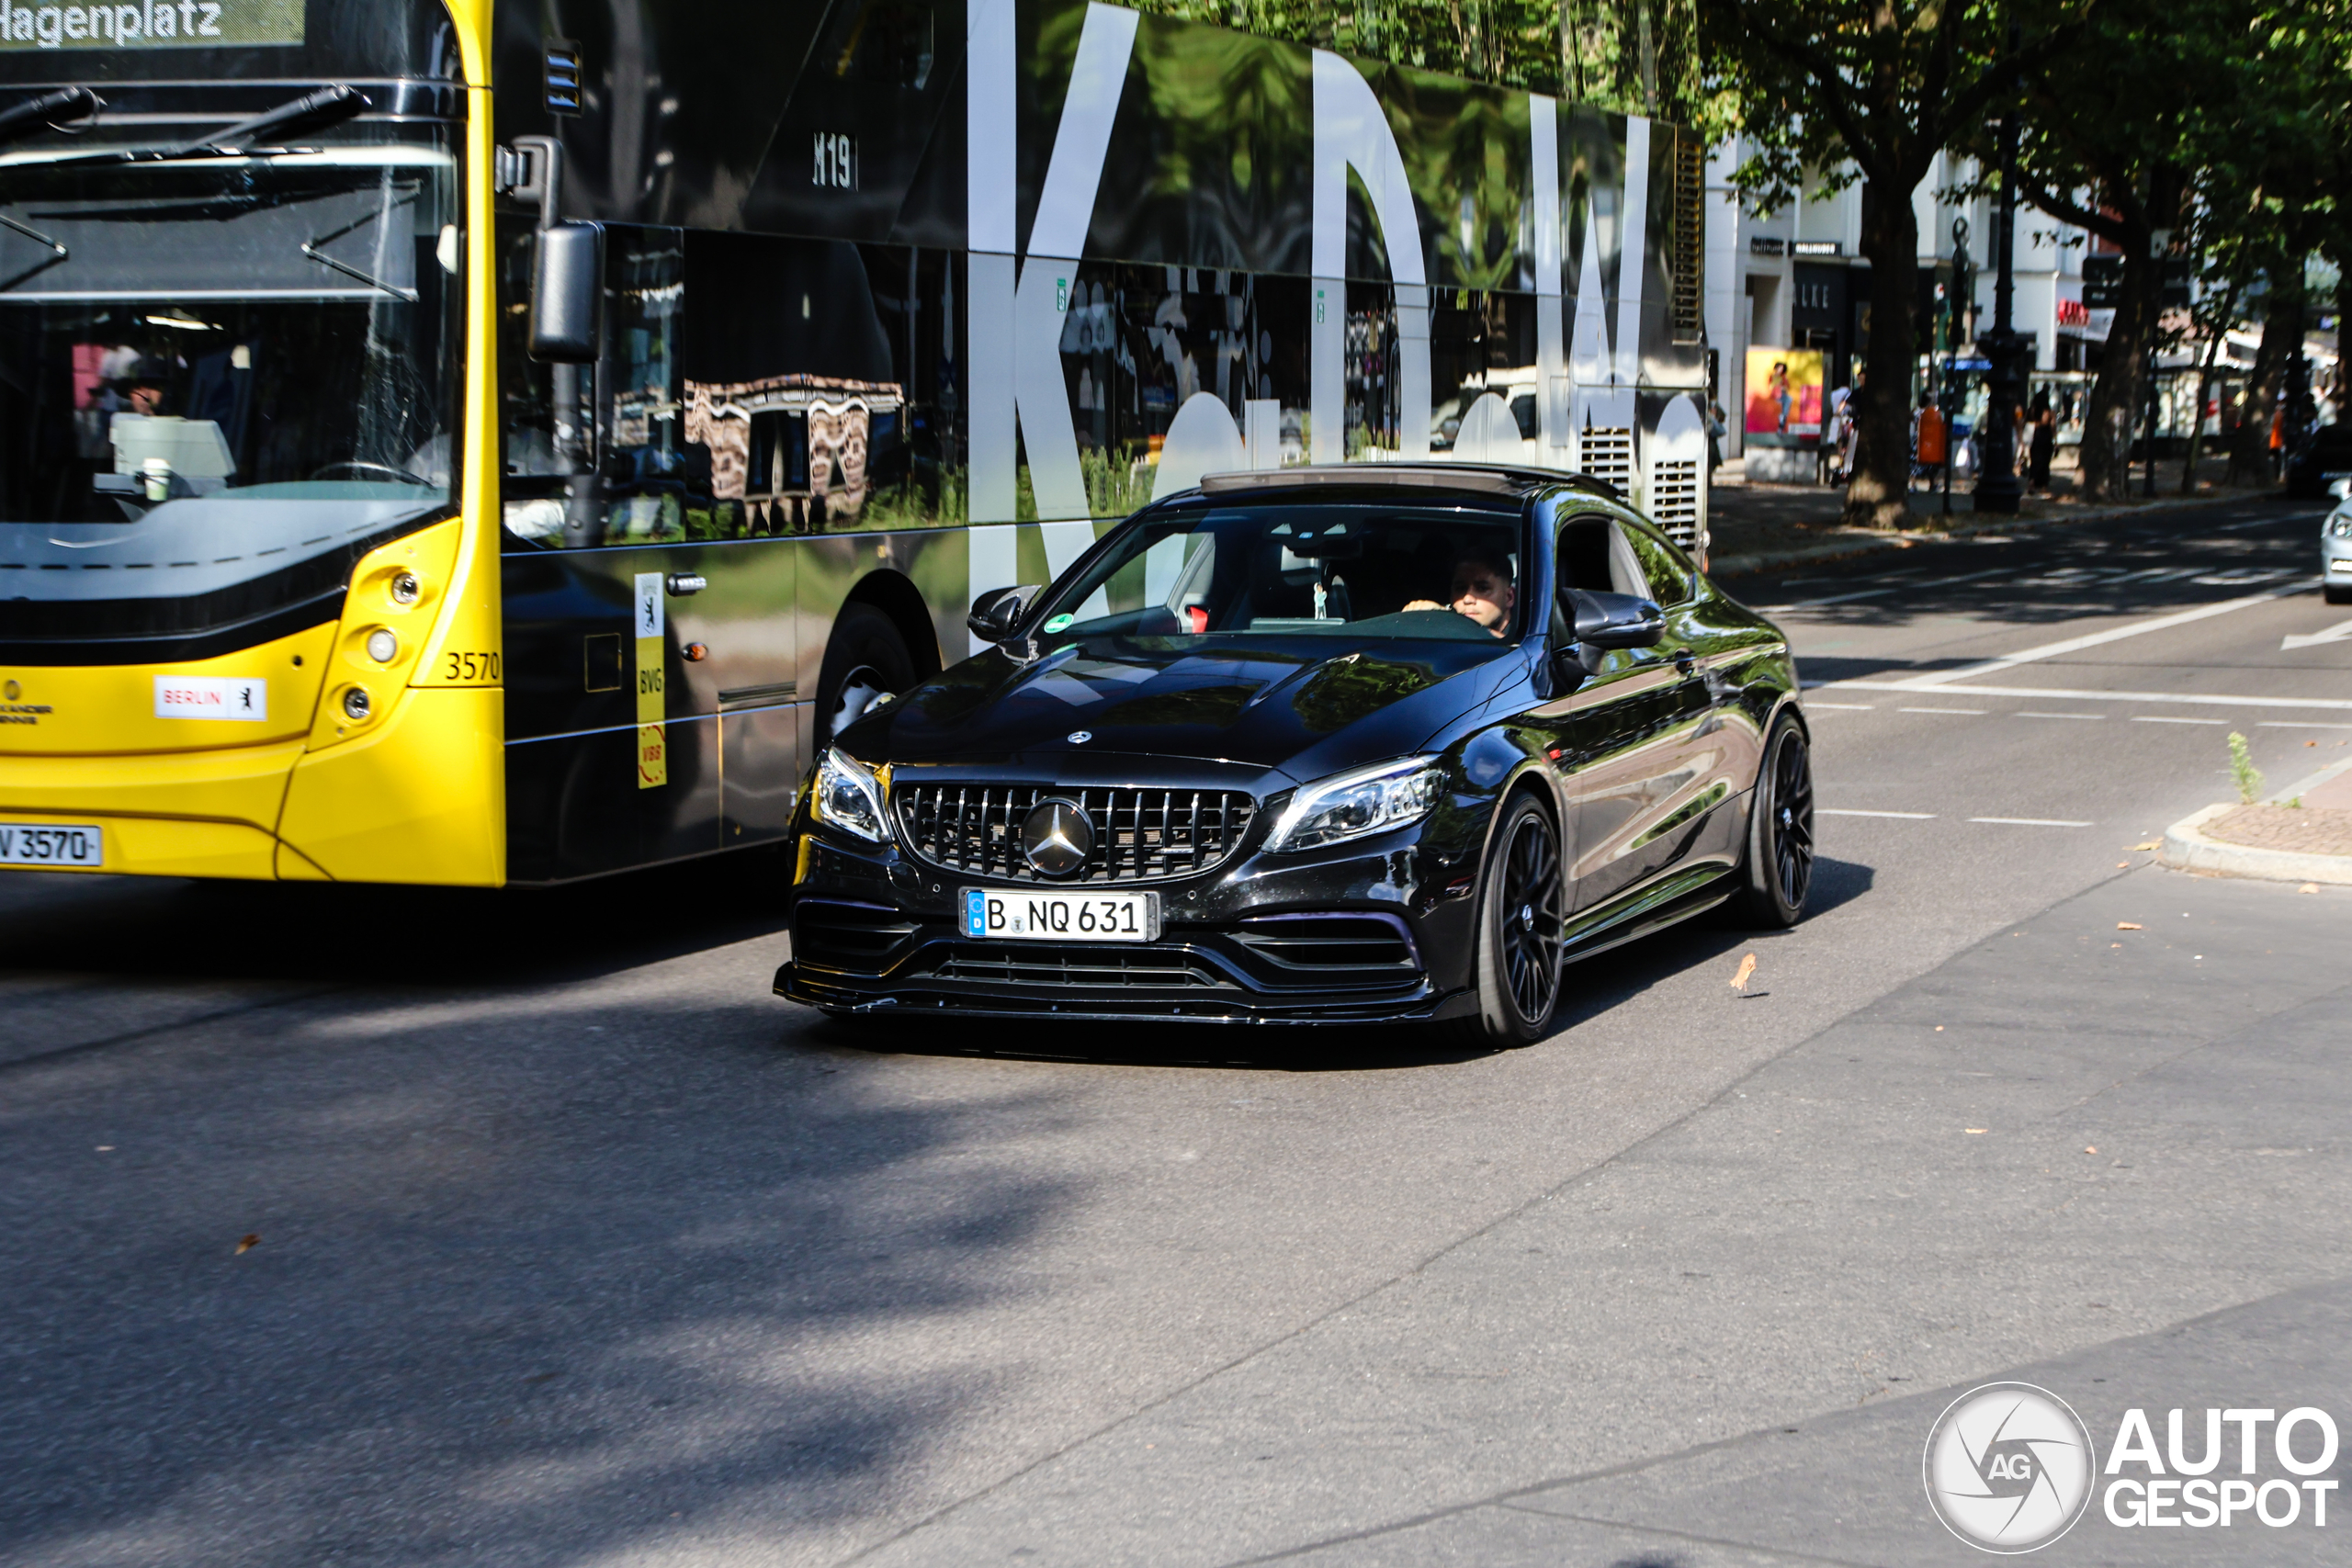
[1973,62,2025,514]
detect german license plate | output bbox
[0,822,104,868]
[962,887,1159,942]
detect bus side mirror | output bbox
[529,221,602,364]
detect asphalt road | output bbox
[3,492,2348,1567]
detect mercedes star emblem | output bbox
[1067,730,1092,744]
[1021,798,1094,877]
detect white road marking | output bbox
[1886,581,2320,689]
[2018,711,2105,719]
[1826,681,2352,712]
[2257,720,2352,728]
[1899,706,1985,715]
[1969,817,2093,827]
[2132,716,2230,725]
[2280,619,2352,650]
[1757,567,2008,614]
[1820,809,1937,819]
[1804,702,1877,710]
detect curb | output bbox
[1709,491,2246,581]
[2158,803,2352,886]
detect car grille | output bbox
[894,784,1257,884]
[925,943,1233,989]
[1232,913,1423,988]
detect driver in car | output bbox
[1404,548,1516,637]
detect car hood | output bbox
[851,634,1520,782]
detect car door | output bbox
[1614,515,1749,870]
[1530,512,1712,910]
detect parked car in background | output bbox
[775,465,1811,1046]
[2324,479,2352,604]
[2286,422,2352,499]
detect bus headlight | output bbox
[342,686,372,721]
[812,747,888,842]
[365,628,399,662]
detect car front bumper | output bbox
[774,809,1487,1027]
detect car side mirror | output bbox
[1566,588,1665,650]
[2329,477,2351,501]
[967,584,1044,644]
[529,221,602,364]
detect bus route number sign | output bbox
[812,131,856,190]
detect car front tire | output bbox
[1451,793,1565,1047]
[1733,712,1815,927]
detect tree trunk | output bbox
[2078,235,2157,502]
[2180,279,2240,495]
[2228,267,2304,485]
[1846,179,1920,530]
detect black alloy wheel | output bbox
[1735,713,1815,927]
[1457,793,1566,1047]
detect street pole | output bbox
[1973,30,2025,514]
[1943,218,1969,518]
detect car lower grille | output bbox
[895,784,1257,884]
[924,943,1233,989]
[794,898,918,974]
[1233,913,1423,987]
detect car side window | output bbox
[1556,513,1649,598]
[1617,519,1693,607]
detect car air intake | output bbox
[896,784,1256,883]
[794,897,918,973]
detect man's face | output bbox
[1451,560,1514,633]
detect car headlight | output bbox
[812,747,889,843]
[1263,755,1442,853]
[2328,514,2352,537]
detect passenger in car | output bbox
[1402,547,1516,637]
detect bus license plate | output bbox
[962,887,1159,942]
[0,822,104,868]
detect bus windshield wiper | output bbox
[18,84,371,168]
[0,87,102,149]
[167,85,369,156]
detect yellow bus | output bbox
[0,0,1708,886]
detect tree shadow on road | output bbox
[0,987,1069,1567]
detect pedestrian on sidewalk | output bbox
[2028,391,2055,491]
[1706,399,1726,477]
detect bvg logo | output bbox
[1924,1382,2097,1552]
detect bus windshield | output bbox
[0,130,462,650]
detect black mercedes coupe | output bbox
[775,465,1812,1045]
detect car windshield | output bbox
[0,131,462,647]
[1033,500,1530,647]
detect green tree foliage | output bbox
[1126,0,1703,122]
[1696,1,2097,528]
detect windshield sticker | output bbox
[1,0,303,51]
[1042,614,1075,634]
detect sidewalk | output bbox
[1704,452,2276,579]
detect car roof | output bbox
[1193,462,1620,503]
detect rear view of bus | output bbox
[0,2,500,884]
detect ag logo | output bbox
[1924,1382,2096,1552]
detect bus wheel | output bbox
[816,604,915,750]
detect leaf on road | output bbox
[2117,921,2143,931]
[2127,840,2161,852]
[2300,884,2321,894]
[235,1234,260,1255]
[1729,953,1758,992]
